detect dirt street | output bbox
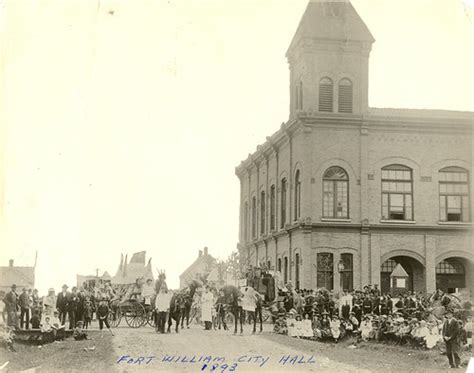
[111,323,451,373]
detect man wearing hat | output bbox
[3,284,19,328]
[56,284,70,326]
[19,287,31,329]
[442,311,461,369]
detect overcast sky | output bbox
[1,0,473,293]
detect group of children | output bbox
[274,301,472,350]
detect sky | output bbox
[1,0,473,293]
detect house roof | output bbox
[390,263,409,277]
[0,266,35,289]
[179,254,216,279]
[287,0,374,57]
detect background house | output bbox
[0,259,35,294]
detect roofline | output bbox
[235,108,473,177]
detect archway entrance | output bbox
[380,256,425,294]
[436,257,467,293]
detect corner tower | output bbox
[287,0,374,119]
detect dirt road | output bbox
[111,323,450,373]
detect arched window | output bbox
[270,185,276,230]
[319,77,333,112]
[243,201,249,241]
[294,170,301,221]
[382,165,413,221]
[295,81,303,111]
[317,253,334,290]
[340,253,353,291]
[280,178,287,228]
[295,253,300,290]
[323,166,349,218]
[439,167,470,222]
[260,191,266,235]
[436,259,464,274]
[277,258,282,273]
[338,78,353,113]
[251,196,257,239]
[284,257,289,283]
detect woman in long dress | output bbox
[201,286,214,330]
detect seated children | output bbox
[73,321,88,341]
[360,315,373,342]
[330,315,341,343]
[30,309,41,329]
[302,313,313,338]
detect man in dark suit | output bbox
[18,287,31,329]
[3,284,19,328]
[56,284,70,326]
[442,311,461,369]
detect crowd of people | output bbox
[270,284,471,369]
[1,282,116,342]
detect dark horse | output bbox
[167,292,186,333]
[221,285,244,334]
[180,279,202,329]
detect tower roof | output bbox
[287,0,374,57]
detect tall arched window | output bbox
[260,191,266,235]
[294,170,301,221]
[295,253,300,290]
[243,201,249,241]
[270,185,276,230]
[295,81,303,111]
[323,166,349,218]
[317,253,334,290]
[277,258,282,273]
[381,165,413,220]
[280,178,287,228]
[319,77,333,112]
[284,256,289,283]
[338,78,353,113]
[439,167,470,222]
[251,196,257,238]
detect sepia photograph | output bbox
[1,0,473,372]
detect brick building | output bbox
[235,1,473,295]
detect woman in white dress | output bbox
[201,286,214,330]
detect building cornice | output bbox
[235,109,473,177]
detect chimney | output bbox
[9,259,14,267]
[198,250,203,258]
[203,247,208,256]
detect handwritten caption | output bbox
[117,354,316,371]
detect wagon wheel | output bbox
[224,311,234,327]
[108,305,122,328]
[125,302,147,328]
[262,308,271,322]
[146,308,156,327]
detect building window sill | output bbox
[438,221,471,226]
[380,220,416,224]
[321,218,351,223]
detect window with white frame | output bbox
[381,165,413,220]
[323,166,349,218]
[439,167,470,222]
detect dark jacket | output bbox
[56,292,70,311]
[19,292,30,309]
[3,291,18,312]
[442,318,460,340]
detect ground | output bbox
[1,322,471,372]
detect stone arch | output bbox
[436,250,473,264]
[315,158,357,182]
[375,156,420,172]
[430,159,471,176]
[381,250,426,266]
[380,251,426,294]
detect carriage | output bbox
[106,282,156,328]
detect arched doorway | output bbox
[436,257,467,293]
[380,256,425,294]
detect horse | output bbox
[221,285,244,334]
[180,279,202,329]
[167,292,186,333]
